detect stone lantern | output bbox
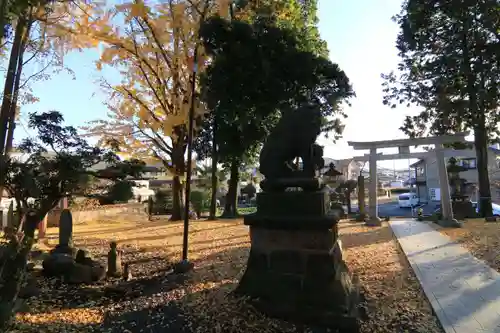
[447,157,475,218]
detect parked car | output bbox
[398,193,419,208]
[471,202,500,216]
[434,202,500,216]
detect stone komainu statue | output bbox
[259,104,324,180]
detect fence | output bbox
[1,202,146,229]
[46,203,146,227]
[0,201,17,230]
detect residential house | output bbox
[331,158,362,182]
[292,157,360,181]
[410,147,500,203]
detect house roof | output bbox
[409,159,425,168]
[409,146,500,168]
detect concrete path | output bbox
[390,219,500,333]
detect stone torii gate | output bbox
[348,132,468,225]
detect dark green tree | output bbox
[0,111,144,330]
[381,0,500,217]
[196,16,353,218]
[105,180,134,203]
[4,111,145,223]
[193,0,330,220]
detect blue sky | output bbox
[13,0,421,170]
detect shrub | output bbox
[190,190,209,217]
[107,180,134,203]
[150,190,173,215]
[241,183,257,199]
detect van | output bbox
[398,193,419,208]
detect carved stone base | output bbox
[235,222,360,331]
[260,177,323,192]
[256,190,329,217]
[452,201,476,219]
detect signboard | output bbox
[429,188,441,201]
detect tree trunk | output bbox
[168,136,186,221]
[5,16,27,156]
[208,118,218,220]
[474,126,492,217]
[0,15,26,157]
[2,13,27,165]
[0,16,27,194]
[221,159,240,218]
[209,159,218,220]
[461,16,493,218]
[170,175,183,221]
[0,211,38,331]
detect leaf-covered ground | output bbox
[432,218,500,272]
[11,218,443,333]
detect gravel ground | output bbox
[431,218,500,272]
[10,218,444,333]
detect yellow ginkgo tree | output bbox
[80,0,232,221]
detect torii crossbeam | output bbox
[348,132,469,224]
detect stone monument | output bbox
[107,241,123,278]
[356,175,367,221]
[43,210,106,283]
[235,105,360,331]
[447,157,476,220]
[51,209,74,255]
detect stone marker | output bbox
[75,249,93,266]
[123,263,133,281]
[59,209,73,247]
[107,241,123,278]
[51,209,74,255]
[23,210,39,239]
[44,235,106,284]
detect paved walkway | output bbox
[390,219,500,333]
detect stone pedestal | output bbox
[451,200,476,219]
[365,216,382,227]
[236,190,360,331]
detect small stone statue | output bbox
[75,249,93,265]
[107,241,122,278]
[123,263,132,281]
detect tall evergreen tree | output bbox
[195,0,337,218]
[382,0,500,217]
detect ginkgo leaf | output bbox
[130,2,148,18]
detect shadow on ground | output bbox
[14,247,250,333]
[340,224,394,249]
[15,221,451,333]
